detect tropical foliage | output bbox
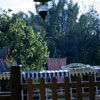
[0,10,49,70]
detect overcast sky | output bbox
[0,0,36,13]
[0,0,100,14]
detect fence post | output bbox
[11,65,23,100]
[27,78,33,100]
[76,77,82,100]
[64,77,70,100]
[52,77,57,100]
[89,76,95,100]
[40,78,45,100]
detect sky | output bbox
[0,0,36,13]
[0,0,100,15]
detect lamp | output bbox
[33,0,51,20]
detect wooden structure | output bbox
[22,76,100,100]
[0,66,100,100]
[47,58,66,70]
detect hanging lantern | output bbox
[38,4,48,20]
[33,0,51,20]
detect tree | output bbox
[0,10,49,70]
[44,0,79,58]
[16,0,100,66]
[43,0,100,65]
[18,11,46,37]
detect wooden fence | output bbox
[0,65,100,100]
[22,76,100,100]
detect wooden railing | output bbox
[21,76,100,100]
[0,65,100,100]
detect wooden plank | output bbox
[40,78,45,100]
[52,77,57,100]
[54,81,100,88]
[94,82,100,86]
[89,76,95,100]
[27,78,33,100]
[76,77,82,100]
[57,83,65,88]
[45,83,52,88]
[82,82,89,87]
[64,77,70,100]
[21,84,28,89]
[0,95,11,100]
[11,66,23,100]
[22,83,41,89]
[33,84,40,88]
